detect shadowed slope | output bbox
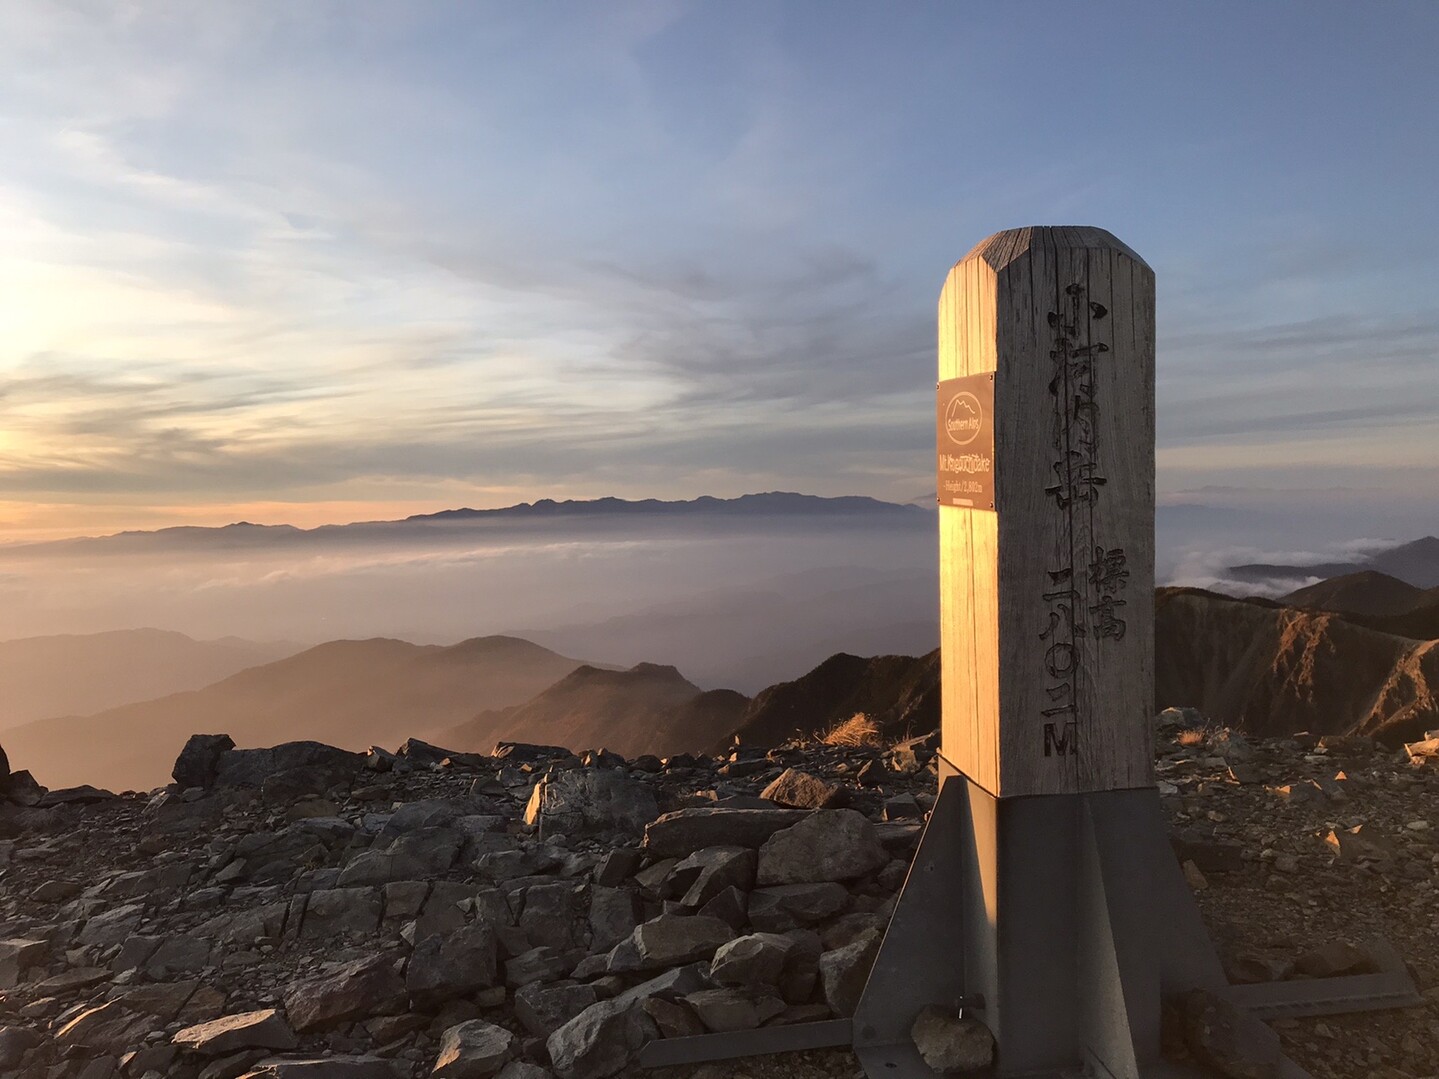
[1155,588,1439,743]
[0,628,295,730]
[437,662,748,759]
[724,651,940,749]
[1280,570,1424,617]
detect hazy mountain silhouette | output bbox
[1230,536,1439,589]
[518,566,936,693]
[410,492,922,522]
[435,662,748,759]
[0,629,296,731]
[8,493,925,559]
[1280,571,1425,617]
[2,635,589,791]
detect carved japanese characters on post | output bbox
[937,227,1155,798]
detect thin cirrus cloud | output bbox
[1,2,1438,540]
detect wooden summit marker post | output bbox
[640,227,1419,1079]
[850,227,1416,1079]
[936,226,1154,798]
[855,227,1183,1078]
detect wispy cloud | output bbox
[0,2,1436,540]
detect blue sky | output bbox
[2,0,1437,540]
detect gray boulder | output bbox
[514,980,599,1037]
[615,914,735,972]
[747,883,849,931]
[609,963,714,1009]
[587,887,641,952]
[494,1066,554,1079]
[524,769,659,837]
[756,809,888,884]
[172,734,235,789]
[0,938,47,988]
[666,846,756,907]
[546,998,657,1079]
[55,1001,155,1053]
[431,1019,519,1078]
[910,1004,995,1072]
[213,742,363,789]
[760,768,844,809]
[710,933,796,987]
[407,924,499,1008]
[505,946,572,989]
[283,955,406,1032]
[819,928,883,1018]
[172,1009,298,1055]
[1,769,45,807]
[298,887,381,938]
[643,808,808,858]
[682,987,760,1033]
[0,1025,41,1069]
[519,881,588,951]
[339,827,462,886]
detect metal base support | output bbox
[851,766,1419,1079]
[642,765,1420,1076]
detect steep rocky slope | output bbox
[1,637,589,793]
[727,651,938,749]
[1155,588,1439,744]
[1343,597,1439,644]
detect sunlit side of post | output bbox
[938,226,1155,798]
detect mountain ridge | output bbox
[0,628,297,731]
[4,492,925,558]
[1229,535,1439,588]
[0,635,596,791]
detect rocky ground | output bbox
[0,715,1434,1079]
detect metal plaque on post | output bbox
[937,373,995,510]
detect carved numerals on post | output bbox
[1039,284,1126,758]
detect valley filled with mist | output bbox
[4,492,1439,795]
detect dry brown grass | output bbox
[1176,728,1208,747]
[820,712,884,748]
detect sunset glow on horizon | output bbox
[2,2,1437,545]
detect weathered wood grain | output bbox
[939,226,1155,797]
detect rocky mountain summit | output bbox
[0,720,1437,1079]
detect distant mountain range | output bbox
[1229,536,1439,589]
[13,529,1439,792]
[409,493,924,522]
[4,493,926,559]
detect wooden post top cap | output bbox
[958,226,1151,273]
